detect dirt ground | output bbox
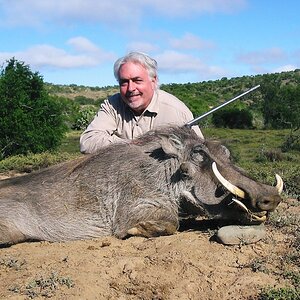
[0,197,299,300]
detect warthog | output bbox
[0,126,283,246]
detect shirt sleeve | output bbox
[80,99,126,154]
[191,124,204,139]
[182,110,204,139]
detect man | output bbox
[80,51,203,154]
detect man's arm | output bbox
[176,102,204,139]
[191,124,204,139]
[80,98,126,154]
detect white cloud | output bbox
[0,1,138,27]
[126,42,160,54]
[0,38,116,70]
[273,64,297,73]
[67,37,100,53]
[147,0,247,16]
[235,47,300,75]
[169,33,215,50]
[0,0,247,27]
[236,47,286,65]
[154,50,226,77]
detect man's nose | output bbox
[128,80,136,91]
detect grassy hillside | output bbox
[46,83,118,101]
[46,69,300,120]
[46,70,300,133]
[46,69,300,102]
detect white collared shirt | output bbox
[80,89,203,153]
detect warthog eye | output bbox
[192,145,203,153]
[191,145,206,163]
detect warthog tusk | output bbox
[275,174,284,194]
[212,162,245,199]
[231,198,249,213]
[231,198,267,222]
[251,215,267,222]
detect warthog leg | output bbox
[126,220,178,238]
[112,197,179,239]
[0,220,26,246]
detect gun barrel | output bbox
[186,84,260,127]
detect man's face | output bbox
[118,62,157,115]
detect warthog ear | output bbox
[160,134,184,157]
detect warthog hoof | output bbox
[127,221,177,238]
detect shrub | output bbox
[0,58,68,159]
[281,129,300,152]
[74,95,95,105]
[257,286,299,300]
[255,148,284,163]
[71,105,97,131]
[51,96,81,129]
[262,84,300,130]
[212,108,253,129]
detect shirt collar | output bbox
[144,90,159,115]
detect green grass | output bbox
[0,131,82,174]
[203,128,292,164]
[57,130,82,154]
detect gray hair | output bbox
[113,51,159,87]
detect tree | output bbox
[262,84,300,129]
[0,58,68,159]
[262,83,300,151]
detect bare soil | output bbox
[0,198,299,300]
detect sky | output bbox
[0,0,299,87]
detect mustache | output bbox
[125,92,141,97]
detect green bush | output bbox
[262,84,300,130]
[71,105,98,131]
[51,95,81,129]
[212,108,253,129]
[0,58,68,159]
[257,286,299,300]
[74,95,95,105]
[281,129,300,152]
[254,148,284,163]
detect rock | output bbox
[216,224,266,245]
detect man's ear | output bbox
[160,134,184,158]
[151,75,158,90]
